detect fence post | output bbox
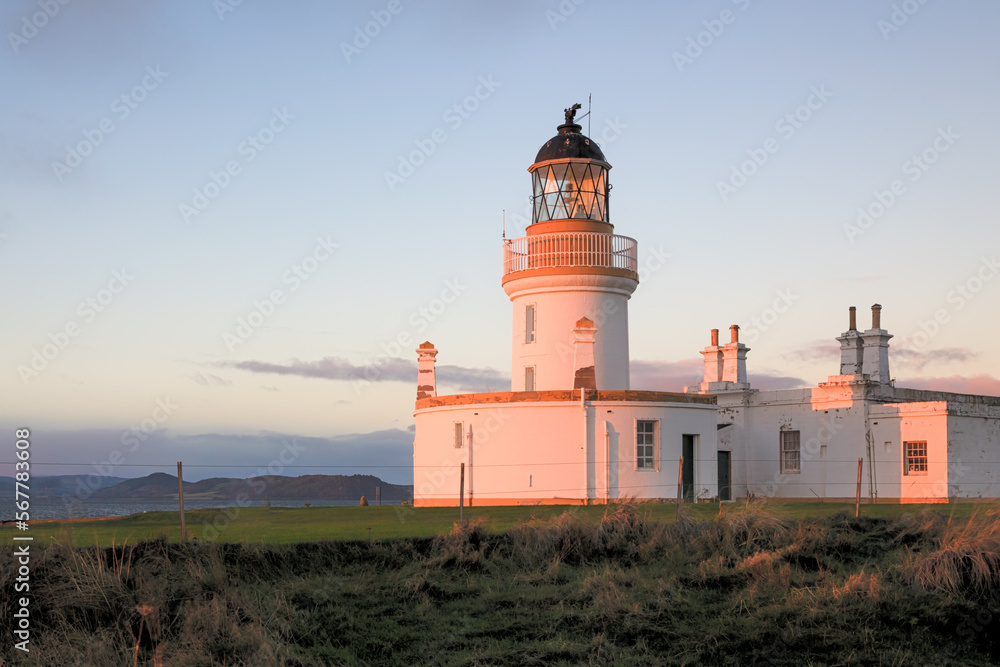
[676,456,683,521]
[459,462,465,525]
[855,458,863,518]
[177,461,186,541]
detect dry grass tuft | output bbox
[907,511,1000,595]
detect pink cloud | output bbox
[896,374,1000,397]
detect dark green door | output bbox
[682,435,695,501]
[718,451,731,501]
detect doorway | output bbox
[682,435,696,501]
[718,451,732,501]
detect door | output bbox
[718,451,731,501]
[682,435,695,502]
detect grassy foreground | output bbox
[2,500,992,546]
[1,503,999,665]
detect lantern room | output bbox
[528,104,611,226]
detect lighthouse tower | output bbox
[503,105,638,391]
[412,105,718,507]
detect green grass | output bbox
[4,500,991,546]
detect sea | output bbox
[11,498,402,522]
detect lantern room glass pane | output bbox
[532,161,609,223]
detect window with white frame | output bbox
[780,430,800,473]
[524,366,535,392]
[904,441,928,475]
[636,420,657,469]
[525,304,536,343]
[453,422,464,449]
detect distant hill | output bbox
[88,473,412,502]
[0,474,129,500]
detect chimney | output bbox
[721,324,749,383]
[837,306,864,376]
[572,316,597,390]
[701,329,723,384]
[861,303,892,384]
[415,342,438,400]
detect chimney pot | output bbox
[710,329,719,347]
[872,303,882,330]
[849,306,857,331]
[730,324,739,344]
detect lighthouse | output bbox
[504,104,638,392]
[412,106,719,507]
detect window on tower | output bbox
[531,161,609,223]
[525,304,536,343]
[454,422,464,449]
[524,366,535,392]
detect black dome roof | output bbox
[534,123,607,164]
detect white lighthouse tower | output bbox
[504,105,638,392]
[412,106,719,507]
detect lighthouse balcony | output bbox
[503,232,638,280]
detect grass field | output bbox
[2,502,999,665]
[4,500,993,546]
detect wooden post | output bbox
[855,457,863,518]
[676,456,683,520]
[459,463,465,524]
[177,461,186,541]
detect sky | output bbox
[2,0,998,486]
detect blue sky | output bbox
[2,0,998,485]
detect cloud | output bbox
[630,359,808,392]
[189,372,233,387]
[782,340,841,365]
[896,374,1000,398]
[218,356,508,393]
[892,346,978,371]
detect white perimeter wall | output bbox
[412,400,717,505]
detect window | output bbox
[904,441,928,475]
[636,420,656,469]
[525,304,535,343]
[454,422,464,449]
[524,366,535,392]
[780,430,800,473]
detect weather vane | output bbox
[564,103,582,124]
